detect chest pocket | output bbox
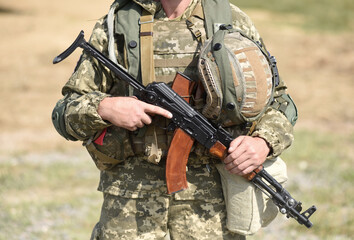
[153,19,205,84]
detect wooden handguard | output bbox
[209,141,263,181]
[166,73,196,194]
[209,141,228,159]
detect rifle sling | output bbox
[140,10,155,86]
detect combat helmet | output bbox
[198,25,275,126]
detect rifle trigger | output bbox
[165,122,177,132]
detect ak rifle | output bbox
[53,31,317,228]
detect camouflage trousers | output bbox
[90,157,246,240]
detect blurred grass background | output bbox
[0,151,101,239]
[0,0,353,239]
[233,0,354,32]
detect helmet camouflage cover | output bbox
[198,25,274,126]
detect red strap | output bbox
[94,128,107,145]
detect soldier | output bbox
[52,0,297,239]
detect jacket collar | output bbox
[131,0,161,15]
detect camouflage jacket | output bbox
[53,0,294,167]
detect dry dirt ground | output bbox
[0,0,113,155]
[0,0,353,156]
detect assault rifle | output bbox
[53,31,317,228]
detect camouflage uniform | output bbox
[53,0,294,239]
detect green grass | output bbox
[0,151,102,240]
[230,0,354,32]
[281,130,354,238]
[1,130,353,239]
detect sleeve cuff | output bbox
[65,91,112,141]
[250,108,294,159]
[252,129,281,159]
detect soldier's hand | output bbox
[97,96,173,131]
[223,136,270,176]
